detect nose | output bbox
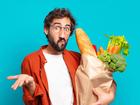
[59,30,65,38]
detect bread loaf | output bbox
[75,28,97,56]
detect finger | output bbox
[7,75,19,80]
[93,88,104,96]
[19,80,25,87]
[25,78,30,85]
[11,79,20,90]
[92,101,102,105]
[28,76,34,84]
[25,76,33,85]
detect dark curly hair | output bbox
[44,8,76,36]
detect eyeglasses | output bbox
[50,24,71,34]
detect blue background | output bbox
[0,0,139,105]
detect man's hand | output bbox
[93,85,116,105]
[7,74,36,95]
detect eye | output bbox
[64,27,70,32]
[54,26,61,30]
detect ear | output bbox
[44,28,48,35]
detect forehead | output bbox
[51,17,71,26]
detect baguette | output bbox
[75,28,97,56]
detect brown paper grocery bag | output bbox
[75,54,113,105]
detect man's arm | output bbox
[7,57,43,105]
[7,74,36,96]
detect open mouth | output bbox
[59,41,65,47]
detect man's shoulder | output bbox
[67,50,80,55]
[22,48,41,62]
[65,49,81,61]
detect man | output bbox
[8,8,116,105]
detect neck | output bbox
[44,44,63,55]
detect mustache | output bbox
[57,37,66,43]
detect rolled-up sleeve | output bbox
[21,57,43,105]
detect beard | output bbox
[46,35,68,52]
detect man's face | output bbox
[45,17,71,52]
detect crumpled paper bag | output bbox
[75,54,113,105]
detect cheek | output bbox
[48,31,54,40]
[66,35,70,41]
[50,36,56,42]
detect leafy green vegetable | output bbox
[106,35,130,55]
[98,51,126,72]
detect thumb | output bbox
[93,101,102,105]
[93,88,104,96]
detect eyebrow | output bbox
[52,22,71,27]
[52,22,61,25]
[65,24,71,27]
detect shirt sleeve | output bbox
[21,56,44,105]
